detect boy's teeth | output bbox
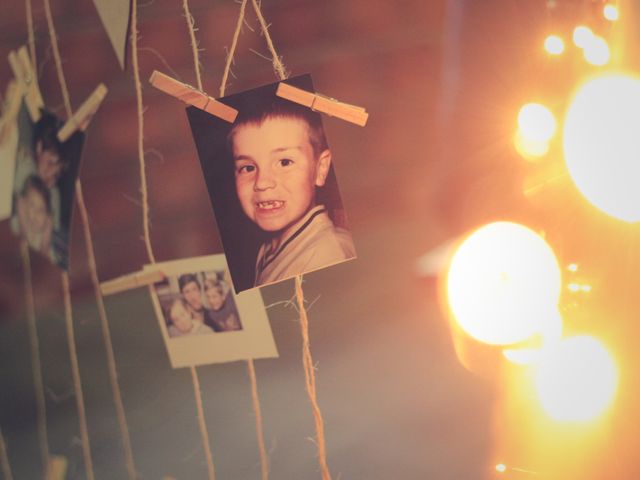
[258,201,283,209]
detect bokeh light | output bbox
[603,4,619,21]
[447,222,561,345]
[535,336,618,422]
[563,74,640,222]
[573,25,594,48]
[518,103,557,143]
[583,36,610,66]
[544,34,565,55]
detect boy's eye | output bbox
[279,158,294,167]
[237,164,256,174]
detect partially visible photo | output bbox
[7,100,84,269]
[146,254,277,368]
[187,74,356,293]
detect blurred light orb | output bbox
[583,36,610,66]
[604,4,619,21]
[535,336,618,422]
[563,74,640,222]
[573,25,594,48]
[496,463,507,473]
[544,35,565,55]
[518,103,557,143]
[447,222,561,345]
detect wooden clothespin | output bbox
[276,82,369,127]
[149,70,238,123]
[57,83,108,142]
[7,46,44,123]
[100,269,166,296]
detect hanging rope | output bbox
[182,0,203,92]
[130,0,156,264]
[61,272,95,480]
[42,1,137,478]
[190,366,216,480]
[20,241,49,479]
[0,427,13,480]
[249,2,331,477]
[25,0,37,80]
[219,0,248,97]
[247,359,269,480]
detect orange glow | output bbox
[535,336,618,422]
[447,222,561,345]
[573,25,593,48]
[544,35,564,55]
[514,130,549,159]
[603,4,619,21]
[583,36,610,66]
[563,74,640,222]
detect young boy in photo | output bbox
[15,175,53,258]
[203,277,242,332]
[229,98,356,287]
[167,298,213,338]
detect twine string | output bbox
[25,0,37,83]
[42,2,136,478]
[219,0,248,97]
[295,276,331,480]
[43,0,72,117]
[250,0,287,80]
[182,0,203,91]
[130,0,156,264]
[0,427,13,480]
[61,272,95,480]
[190,367,216,480]
[247,359,269,480]
[20,241,50,479]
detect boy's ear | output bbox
[315,149,332,187]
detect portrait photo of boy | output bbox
[188,74,356,293]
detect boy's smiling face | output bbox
[232,117,331,238]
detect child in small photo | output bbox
[203,277,242,332]
[166,297,214,338]
[14,175,53,258]
[229,96,356,287]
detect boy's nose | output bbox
[253,168,276,191]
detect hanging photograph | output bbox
[145,254,278,368]
[6,99,84,269]
[187,74,356,293]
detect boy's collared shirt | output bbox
[254,204,356,287]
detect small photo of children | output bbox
[187,74,356,293]
[1,96,84,269]
[154,270,242,339]
[146,255,278,368]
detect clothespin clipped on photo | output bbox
[57,83,108,142]
[276,82,369,127]
[7,46,44,123]
[100,269,166,296]
[0,80,23,126]
[149,70,238,123]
